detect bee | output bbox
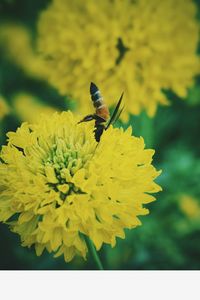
[78,82,124,142]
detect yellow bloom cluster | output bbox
[0,111,161,262]
[0,24,48,79]
[38,0,200,118]
[0,96,10,120]
[179,194,200,220]
[12,93,58,123]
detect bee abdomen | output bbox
[90,82,103,105]
[90,82,110,120]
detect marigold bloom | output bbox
[37,0,200,118]
[12,93,58,123]
[0,111,161,262]
[0,24,48,79]
[0,96,10,120]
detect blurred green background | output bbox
[0,0,200,270]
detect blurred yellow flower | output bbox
[179,195,200,219]
[12,92,58,123]
[0,111,161,262]
[0,96,10,120]
[0,23,48,79]
[38,0,200,119]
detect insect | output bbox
[78,82,124,142]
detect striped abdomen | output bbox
[90,82,110,121]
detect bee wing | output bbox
[111,105,125,127]
[105,92,124,130]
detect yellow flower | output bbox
[0,96,10,120]
[0,23,48,79]
[37,0,200,119]
[0,111,161,262]
[12,92,58,123]
[179,195,200,219]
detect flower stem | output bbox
[85,237,104,270]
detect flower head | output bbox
[38,0,200,119]
[179,194,200,220]
[0,111,161,262]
